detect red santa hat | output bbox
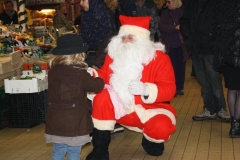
[119,15,152,39]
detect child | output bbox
[45,34,104,160]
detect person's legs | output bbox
[168,47,177,79]
[92,89,116,130]
[141,114,176,156]
[86,128,111,160]
[52,143,67,160]
[227,90,237,117]
[228,90,240,137]
[191,63,196,78]
[67,145,81,160]
[234,91,240,119]
[86,89,115,160]
[192,55,217,120]
[169,47,185,95]
[175,47,186,94]
[204,55,227,112]
[203,55,230,122]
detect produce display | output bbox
[0,25,55,87]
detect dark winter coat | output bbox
[213,0,240,72]
[134,0,161,41]
[159,7,189,61]
[179,0,219,55]
[0,10,18,25]
[93,32,118,68]
[159,7,183,49]
[45,64,104,137]
[80,0,117,51]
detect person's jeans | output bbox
[192,54,226,114]
[52,143,81,160]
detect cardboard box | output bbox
[0,50,22,65]
[0,67,22,87]
[22,55,36,63]
[4,77,48,93]
[0,59,23,75]
[0,61,12,74]
[0,50,22,74]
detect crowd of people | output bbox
[1,0,237,159]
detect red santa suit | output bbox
[91,16,177,143]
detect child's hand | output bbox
[87,67,98,77]
[87,92,96,101]
[87,67,94,76]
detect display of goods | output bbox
[22,70,48,79]
[23,62,49,71]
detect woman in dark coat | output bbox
[80,0,117,67]
[158,0,188,95]
[214,0,240,138]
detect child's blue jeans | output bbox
[52,143,81,160]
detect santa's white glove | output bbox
[128,81,149,96]
[87,67,94,76]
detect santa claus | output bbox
[86,15,177,160]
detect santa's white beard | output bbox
[107,34,164,109]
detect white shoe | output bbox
[111,124,124,134]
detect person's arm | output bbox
[147,52,176,103]
[129,51,176,104]
[82,70,105,93]
[179,1,191,41]
[150,6,161,41]
[97,54,112,83]
[92,32,117,69]
[158,10,178,34]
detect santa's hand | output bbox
[128,81,149,96]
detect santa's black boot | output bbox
[142,136,164,156]
[86,128,111,160]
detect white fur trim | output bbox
[141,83,158,104]
[119,25,150,39]
[134,105,176,125]
[143,133,166,143]
[124,103,135,114]
[92,118,116,130]
[121,125,142,133]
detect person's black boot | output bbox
[142,136,164,156]
[86,128,111,160]
[229,117,240,138]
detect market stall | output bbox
[0,0,82,127]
